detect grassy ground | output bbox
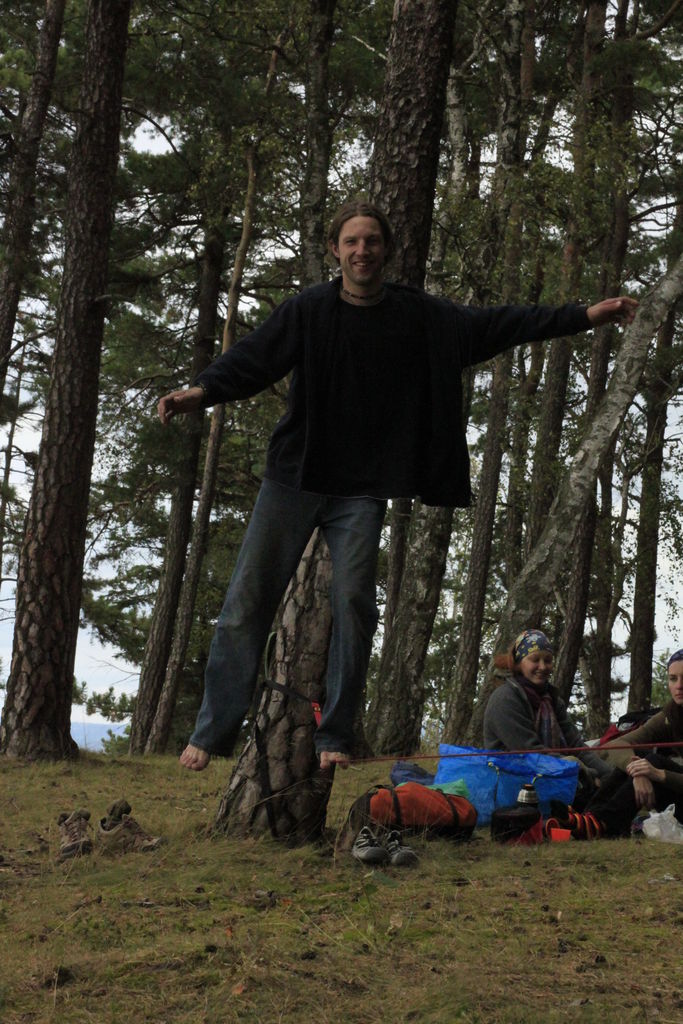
[1,753,681,1024]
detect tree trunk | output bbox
[367,503,454,753]
[628,297,677,709]
[213,9,340,837]
[525,0,606,555]
[215,530,335,841]
[361,0,458,754]
[0,356,26,583]
[300,0,336,286]
[0,0,132,760]
[552,0,633,709]
[129,228,221,753]
[442,0,527,743]
[466,253,683,743]
[369,0,457,288]
[443,350,514,743]
[144,146,259,753]
[0,0,66,399]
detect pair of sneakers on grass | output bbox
[352,826,419,867]
[57,799,163,863]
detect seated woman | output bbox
[549,649,683,838]
[483,628,611,808]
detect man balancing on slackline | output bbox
[157,198,638,773]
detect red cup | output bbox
[549,827,571,842]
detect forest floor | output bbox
[1,752,681,1024]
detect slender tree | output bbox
[128,228,220,753]
[443,0,528,743]
[1,0,132,760]
[0,0,66,399]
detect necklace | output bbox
[341,285,385,303]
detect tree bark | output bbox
[215,530,335,841]
[0,0,132,760]
[0,0,66,399]
[466,253,683,743]
[628,301,677,708]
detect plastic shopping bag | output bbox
[642,804,683,845]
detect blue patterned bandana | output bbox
[513,629,553,663]
[667,649,683,669]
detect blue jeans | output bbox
[189,478,386,756]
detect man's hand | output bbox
[158,385,204,425]
[586,296,638,328]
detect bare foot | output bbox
[319,751,350,771]
[179,744,211,771]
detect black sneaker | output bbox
[351,826,389,865]
[385,829,419,866]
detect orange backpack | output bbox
[342,782,477,845]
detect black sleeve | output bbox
[455,302,591,367]
[194,296,303,406]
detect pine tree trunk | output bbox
[362,0,457,754]
[0,0,66,398]
[0,0,132,760]
[129,228,221,753]
[300,0,336,286]
[366,503,454,753]
[442,0,527,742]
[443,349,514,743]
[525,0,606,555]
[551,0,634,709]
[212,9,339,836]
[628,297,677,708]
[215,530,335,841]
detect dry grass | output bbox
[1,753,681,1024]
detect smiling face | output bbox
[668,660,683,705]
[330,215,387,295]
[517,650,554,688]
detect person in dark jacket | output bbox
[483,629,611,807]
[547,650,683,838]
[158,200,638,773]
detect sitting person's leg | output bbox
[547,769,636,838]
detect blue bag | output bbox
[390,760,436,787]
[434,744,579,826]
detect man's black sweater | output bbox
[196,278,591,507]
